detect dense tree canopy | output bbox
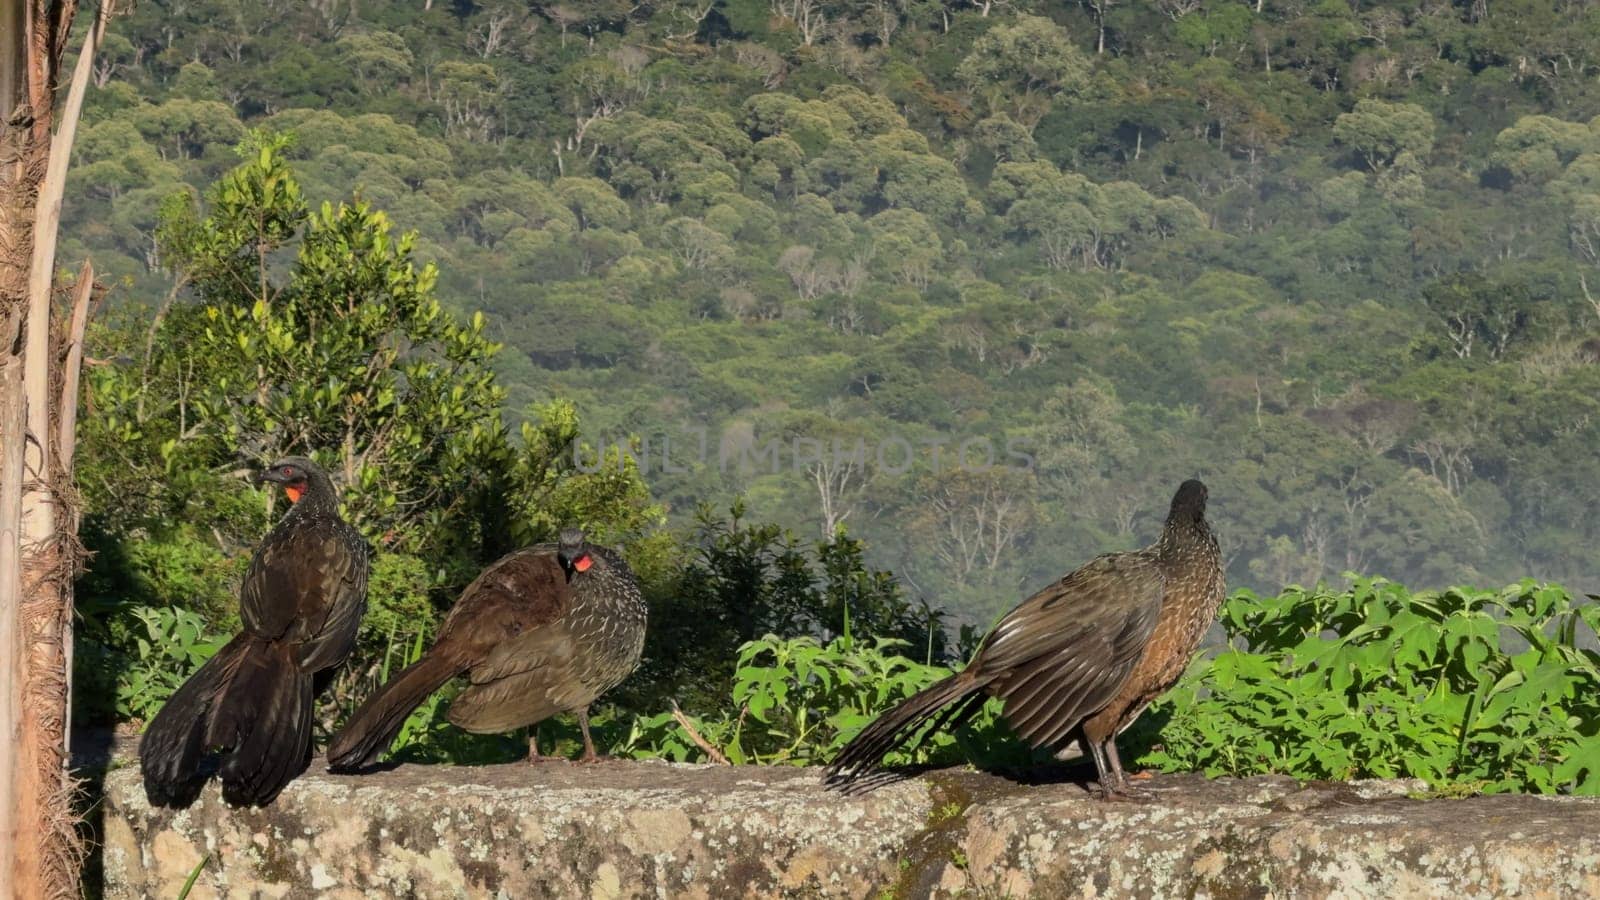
[65,0,1600,632]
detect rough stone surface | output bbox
[102,762,1600,899]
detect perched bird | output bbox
[140,457,369,808]
[327,528,646,770]
[827,479,1223,797]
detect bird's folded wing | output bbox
[240,519,363,643]
[448,664,587,732]
[451,628,595,732]
[439,544,569,635]
[976,553,1165,748]
[468,620,576,684]
[297,529,370,671]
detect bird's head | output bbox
[258,457,319,504]
[557,527,594,579]
[1168,479,1209,523]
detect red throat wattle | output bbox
[573,554,593,573]
[284,484,304,504]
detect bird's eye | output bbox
[281,466,295,476]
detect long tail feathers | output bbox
[825,670,985,786]
[138,634,252,808]
[210,640,314,807]
[140,633,317,808]
[327,652,464,772]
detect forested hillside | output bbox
[66,0,1600,622]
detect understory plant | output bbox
[92,575,1600,797]
[623,633,944,765]
[628,579,1600,796]
[619,629,1026,768]
[1139,578,1600,794]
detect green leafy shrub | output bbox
[619,579,1600,797]
[619,632,1025,768]
[1140,579,1600,794]
[111,605,227,722]
[722,634,959,765]
[75,136,664,732]
[629,503,950,715]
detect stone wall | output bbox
[101,761,1600,898]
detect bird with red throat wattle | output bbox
[139,456,370,808]
[327,527,646,770]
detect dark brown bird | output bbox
[327,528,646,770]
[140,457,369,808]
[827,479,1223,797]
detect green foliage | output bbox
[177,853,213,900]
[107,606,226,723]
[957,14,1089,126]
[70,0,1600,601]
[152,131,512,554]
[65,0,1600,776]
[730,634,945,765]
[1332,99,1435,171]
[621,632,1016,768]
[1141,580,1600,795]
[1491,115,1600,183]
[618,580,1600,799]
[627,504,948,714]
[75,136,663,729]
[68,0,1600,602]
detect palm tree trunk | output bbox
[0,1,108,895]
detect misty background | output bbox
[64,0,1600,626]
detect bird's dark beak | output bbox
[258,469,287,486]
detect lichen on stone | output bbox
[102,764,1600,899]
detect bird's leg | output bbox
[1097,739,1156,802]
[1107,739,1132,787]
[575,708,604,764]
[1086,739,1119,798]
[525,725,555,764]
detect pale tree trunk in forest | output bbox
[0,1,109,896]
[808,453,864,539]
[1579,273,1600,325]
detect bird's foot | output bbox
[1092,782,1156,802]
[574,752,609,765]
